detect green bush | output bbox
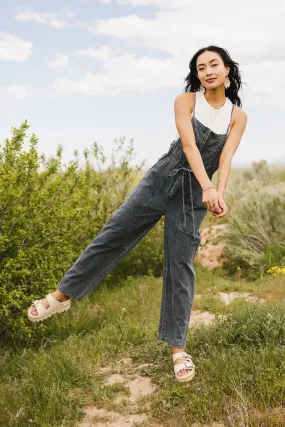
[0,121,164,347]
[222,161,285,279]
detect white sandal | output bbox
[27,293,71,322]
[173,351,195,383]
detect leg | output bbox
[29,152,175,318]
[158,176,207,376]
[58,193,163,300]
[29,195,162,316]
[57,152,176,301]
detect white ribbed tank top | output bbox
[191,91,233,135]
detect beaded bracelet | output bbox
[202,185,214,192]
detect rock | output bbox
[219,291,266,305]
[125,376,157,403]
[105,374,126,386]
[79,406,148,427]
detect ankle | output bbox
[52,290,70,302]
[172,347,184,355]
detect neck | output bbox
[204,87,226,105]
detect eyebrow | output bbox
[197,59,219,67]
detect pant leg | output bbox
[158,173,207,348]
[58,152,177,300]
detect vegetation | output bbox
[1,270,285,427]
[0,122,164,346]
[1,122,285,426]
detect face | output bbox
[196,50,229,90]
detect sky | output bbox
[0,0,285,171]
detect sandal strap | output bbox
[172,351,193,363]
[173,351,195,374]
[31,298,48,316]
[174,361,194,374]
[31,294,62,316]
[45,293,62,309]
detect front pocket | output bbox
[130,155,175,207]
[177,179,206,238]
[178,208,196,237]
[178,204,207,239]
[128,176,164,207]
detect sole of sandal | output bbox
[28,303,71,323]
[175,369,195,383]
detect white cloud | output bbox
[14,8,70,29]
[100,0,111,3]
[76,45,121,60]
[61,8,75,19]
[55,47,183,95]
[49,53,69,69]
[55,44,285,108]
[118,0,161,5]
[79,0,285,107]
[92,11,284,62]
[0,85,28,98]
[0,33,32,61]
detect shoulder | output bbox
[232,104,248,128]
[174,92,196,114]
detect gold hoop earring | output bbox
[224,75,231,89]
[199,84,205,94]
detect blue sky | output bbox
[1,0,284,170]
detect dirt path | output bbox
[76,356,158,427]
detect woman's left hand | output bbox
[209,194,227,218]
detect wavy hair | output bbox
[183,45,244,107]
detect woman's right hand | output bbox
[202,187,222,214]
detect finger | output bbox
[203,202,209,212]
[211,207,220,216]
[217,209,227,217]
[206,201,211,211]
[213,202,222,213]
[218,200,224,210]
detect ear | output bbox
[225,66,230,75]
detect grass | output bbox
[1,267,285,427]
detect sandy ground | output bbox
[195,224,227,269]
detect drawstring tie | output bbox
[169,166,196,238]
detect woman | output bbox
[28,45,247,383]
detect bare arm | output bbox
[216,107,248,196]
[174,92,212,190]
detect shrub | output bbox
[0,121,164,347]
[222,161,285,279]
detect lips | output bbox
[206,78,216,82]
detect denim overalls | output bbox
[58,99,234,348]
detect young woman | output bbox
[28,45,247,383]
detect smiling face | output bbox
[196,50,229,90]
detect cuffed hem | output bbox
[158,333,187,349]
[57,285,83,302]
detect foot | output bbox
[172,349,194,377]
[174,357,193,377]
[29,291,70,317]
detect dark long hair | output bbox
[183,45,244,107]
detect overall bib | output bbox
[58,99,234,348]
